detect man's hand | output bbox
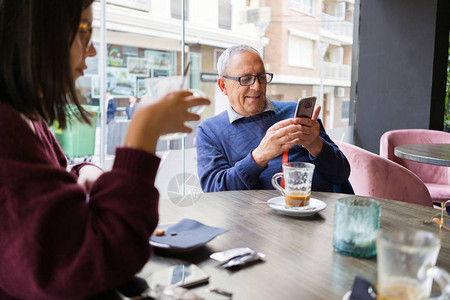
[252,106,324,167]
[295,105,323,157]
[251,119,305,168]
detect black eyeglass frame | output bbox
[222,73,273,86]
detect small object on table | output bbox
[221,252,264,269]
[154,229,165,236]
[210,247,255,264]
[207,286,233,298]
[210,247,265,269]
[170,231,177,236]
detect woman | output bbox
[0,1,209,299]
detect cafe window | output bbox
[171,0,189,21]
[218,0,232,30]
[341,99,350,120]
[288,34,314,68]
[290,0,314,15]
[86,0,357,196]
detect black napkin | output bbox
[150,219,229,249]
[349,277,377,300]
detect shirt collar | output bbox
[227,96,274,123]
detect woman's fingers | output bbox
[184,95,210,108]
[184,112,202,122]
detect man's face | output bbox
[219,51,267,116]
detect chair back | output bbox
[380,129,450,185]
[335,140,432,207]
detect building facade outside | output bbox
[262,0,354,131]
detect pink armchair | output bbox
[380,129,450,202]
[335,140,432,207]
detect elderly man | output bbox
[196,45,350,192]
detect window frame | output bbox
[290,0,314,16]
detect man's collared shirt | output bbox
[227,97,274,123]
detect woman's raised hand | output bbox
[124,90,210,154]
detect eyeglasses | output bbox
[431,200,450,231]
[223,73,273,86]
[78,23,93,52]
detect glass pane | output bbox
[83,0,356,198]
[445,31,450,132]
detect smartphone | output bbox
[294,96,316,118]
[147,264,209,288]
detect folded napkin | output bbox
[150,219,229,249]
[349,277,376,300]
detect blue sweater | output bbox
[196,101,350,192]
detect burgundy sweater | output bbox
[0,103,160,300]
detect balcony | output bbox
[323,62,351,81]
[321,13,353,39]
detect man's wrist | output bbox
[251,149,269,168]
[306,137,323,158]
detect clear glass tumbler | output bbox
[377,229,450,300]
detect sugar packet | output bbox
[210,247,265,268]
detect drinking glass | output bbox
[271,162,315,207]
[187,89,206,115]
[142,76,206,139]
[333,196,380,258]
[377,229,450,300]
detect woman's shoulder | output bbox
[0,102,26,126]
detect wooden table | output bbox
[394,143,450,167]
[135,190,450,300]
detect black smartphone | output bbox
[147,264,209,288]
[294,96,316,118]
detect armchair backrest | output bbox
[380,129,450,185]
[335,140,432,207]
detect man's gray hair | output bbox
[217,45,262,77]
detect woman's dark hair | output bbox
[0,0,95,128]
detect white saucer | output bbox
[267,196,327,217]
